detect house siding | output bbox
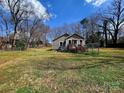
[52,36,67,49]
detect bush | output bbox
[15,40,26,50]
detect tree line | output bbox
[0,0,50,50]
[81,0,124,47]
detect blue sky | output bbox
[0,0,110,30]
[40,0,109,28]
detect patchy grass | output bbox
[0,48,124,93]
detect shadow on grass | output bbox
[30,57,124,71]
[83,51,99,57]
[47,49,54,51]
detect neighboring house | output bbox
[52,33,85,50]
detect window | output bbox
[60,42,63,46]
[63,41,66,46]
[80,40,83,45]
[80,40,82,43]
[69,40,71,44]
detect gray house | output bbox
[52,33,85,50]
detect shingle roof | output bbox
[53,33,84,42]
[65,34,84,40]
[53,33,69,41]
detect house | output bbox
[52,33,85,51]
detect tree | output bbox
[80,18,89,40]
[0,0,49,49]
[19,16,50,48]
[102,20,108,47]
[103,0,124,46]
[81,15,100,44]
[0,0,34,48]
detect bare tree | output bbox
[81,15,100,44]
[0,0,33,48]
[103,20,108,47]
[19,16,50,48]
[103,0,124,45]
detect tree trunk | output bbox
[103,20,108,47]
[113,28,119,47]
[113,37,117,47]
[12,25,17,49]
[26,40,31,49]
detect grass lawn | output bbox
[0,48,124,93]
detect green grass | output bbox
[0,48,124,93]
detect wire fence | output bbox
[86,43,100,54]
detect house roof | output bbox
[53,33,69,41]
[53,33,84,42]
[65,34,84,40]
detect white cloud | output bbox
[85,0,92,3]
[2,0,49,19]
[85,0,107,6]
[26,0,49,19]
